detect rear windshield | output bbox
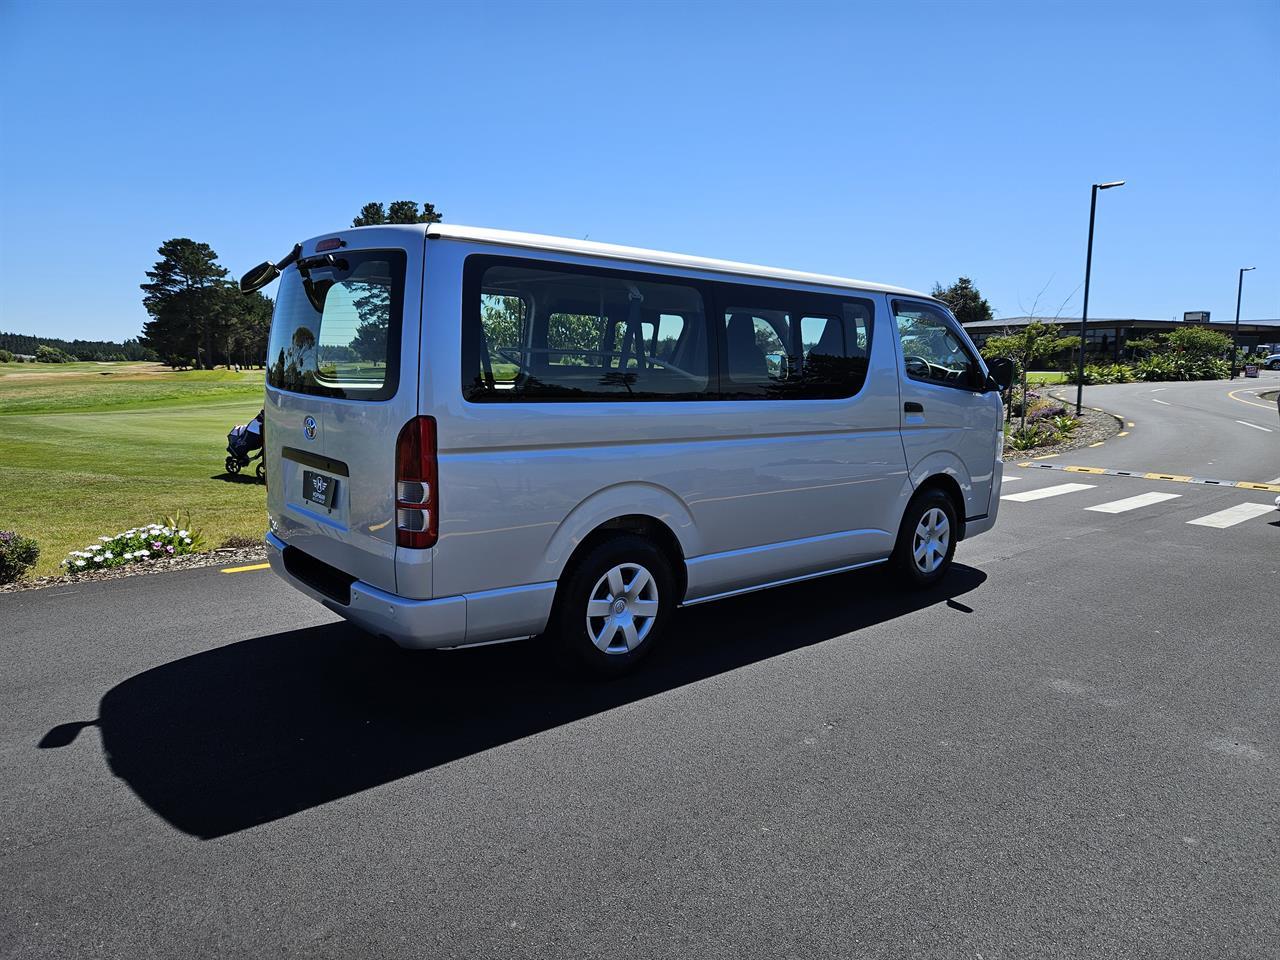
[267,249,406,401]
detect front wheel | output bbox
[891,489,958,588]
[225,456,240,475]
[552,534,675,677]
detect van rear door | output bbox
[263,227,424,595]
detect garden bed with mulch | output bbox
[1003,404,1121,461]
[0,544,268,593]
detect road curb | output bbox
[1047,388,1128,435]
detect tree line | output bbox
[0,332,156,362]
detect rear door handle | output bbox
[904,402,924,413]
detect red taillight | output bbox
[316,237,345,252]
[395,416,438,549]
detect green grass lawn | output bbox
[0,363,267,578]
[1026,370,1067,385]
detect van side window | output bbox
[464,258,711,401]
[655,314,685,362]
[719,295,873,400]
[892,300,981,390]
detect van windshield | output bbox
[267,249,406,401]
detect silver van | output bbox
[242,225,1012,674]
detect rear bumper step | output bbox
[266,533,555,650]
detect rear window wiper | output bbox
[295,254,349,312]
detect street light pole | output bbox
[1075,180,1125,416]
[1231,266,1255,379]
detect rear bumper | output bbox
[265,532,556,650]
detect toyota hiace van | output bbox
[242,225,1012,674]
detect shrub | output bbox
[34,344,75,363]
[1066,362,1136,385]
[1008,387,1042,417]
[1135,354,1229,382]
[1135,354,1176,381]
[0,531,41,583]
[1164,325,1232,357]
[1051,414,1081,434]
[60,516,204,575]
[1008,425,1058,450]
[1028,403,1067,421]
[0,349,12,363]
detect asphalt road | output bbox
[1047,370,1280,482]
[3,379,1278,960]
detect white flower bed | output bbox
[60,522,200,574]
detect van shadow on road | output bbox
[41,565,985,840]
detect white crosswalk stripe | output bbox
[1001,476,1023,483]
[1001,482,1095,502]
[1186,503,1278,529]
[1086,491,1182,514]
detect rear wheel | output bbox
[892,488,958,588]
[255,461,266,482]
[552,534,675,677]
[225,457,240,475]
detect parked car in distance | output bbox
[242,225,1014,675]
[1262,353,1280,370]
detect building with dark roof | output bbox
[963,316,1280,363]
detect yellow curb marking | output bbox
[1144,473,1193,482]
[1227,388,1276,411]
[1126,421,1135,427]
[1237,481,1280,493]
[221,562,270,574]
[1117,431,1129,437]
[1089,441,1105,447]
[1065,466,1108,474]
[1033,453,1059,460]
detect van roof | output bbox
[420,223,932,299]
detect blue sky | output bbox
[1,0,1277,342]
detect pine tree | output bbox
[139,239,228,369]
[354,200,443,226]
[352,202,387,227]
[931,277,994,326]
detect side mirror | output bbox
[986,357,1015,392]
[240,261,279,294]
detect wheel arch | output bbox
[541,482,697,599]
[911,472,968,541]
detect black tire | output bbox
[551,534,676,677]
[255,461,266,482]
[225,457,240,475]
[891,488,958,588]
[1269,360,1280,370]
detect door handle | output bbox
[904,402,924,413]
